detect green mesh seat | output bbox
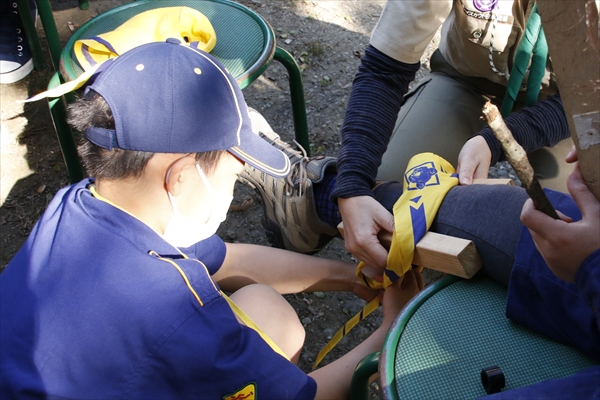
[350,275,597,399]
[48,0,309,183]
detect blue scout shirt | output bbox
[0,179,317,399]
[483,189,600,399]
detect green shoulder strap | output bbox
[500,3,549,117]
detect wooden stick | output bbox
[482,102,559,219]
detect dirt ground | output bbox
[0,0,519,394]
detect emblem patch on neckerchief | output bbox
[223,382,256,400]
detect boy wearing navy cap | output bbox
[0,40,422,399]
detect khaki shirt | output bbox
[371,0,555,91]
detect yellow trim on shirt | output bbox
[89,184,138,219]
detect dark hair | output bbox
[67,91,226,180]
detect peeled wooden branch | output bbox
[482,102,559,219]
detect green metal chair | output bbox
[48,0,309,183]
[349,274,597,399]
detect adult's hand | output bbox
[520,163,600,283]
[456,136,492,185]
[338,195,395,271]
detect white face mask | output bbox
[163,163,233,248]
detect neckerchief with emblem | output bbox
[314,153,459,368]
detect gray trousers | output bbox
[432,184,529,286]
[377,72,573,193]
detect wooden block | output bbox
[338,223,482,279]
[412,232,481,279]
[472,178,514,186]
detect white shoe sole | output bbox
[0,59,34,84]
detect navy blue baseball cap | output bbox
[84,39,290,178]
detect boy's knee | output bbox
[230,284,305,360]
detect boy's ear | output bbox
[165,155,195,196]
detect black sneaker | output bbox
[0,0,36,84]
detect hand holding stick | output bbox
[482,102,559,219]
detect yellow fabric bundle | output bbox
[74,7,216,70]
[27,7,216,102]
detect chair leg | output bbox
[48,72,84,183]
[16,0,45,70]
[16,0,62,71]
[35,0,62,70]
[349,351,380,400]
[273,47,310,156]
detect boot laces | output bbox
[257,132,310,197]
[285,141,310,197]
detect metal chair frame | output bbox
[350,274,596,399]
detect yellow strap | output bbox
[313,296,380,369]
[313,153,459,369]
[24,64,101,103]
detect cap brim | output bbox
[229,128,291,178]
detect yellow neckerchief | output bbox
[26,7,216,102]
[89,185,288,360]
[313,153,459,368]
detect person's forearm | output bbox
[332,45,420,201]
[477,93,570,165]
[215,243,356,294]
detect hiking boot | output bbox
[240,109,340,254]
[0,0,36,84]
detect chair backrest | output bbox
[380,275,597,399]
[59,0,275,89]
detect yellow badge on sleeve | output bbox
[223,382,256,400]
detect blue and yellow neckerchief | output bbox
[314,153,459,368]
[27,7,216,102]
